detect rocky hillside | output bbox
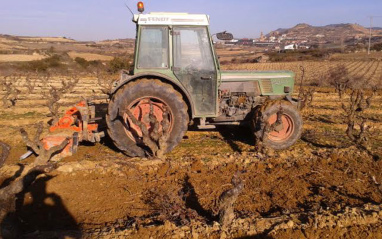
[268,23,382,43]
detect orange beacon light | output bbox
[137,2,144,13]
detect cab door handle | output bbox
[201,76,212,80]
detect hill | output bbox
[0,34,135,63]
[267,23,382,44]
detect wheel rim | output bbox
[267,113,294,142]
[123,97,174,143]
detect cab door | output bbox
[172,27,217,116]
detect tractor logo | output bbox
[147,17,169,22]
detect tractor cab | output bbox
[131,11,221,117]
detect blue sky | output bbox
[1,0,382,41]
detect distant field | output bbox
[97,40,123,45]
[0,43,13,50]
[216,49,251,56]
[68,51,114,61]
[0,54,47,62]
[215,47,264,62]
[330,51,382,60]
[19,37,75,43]
[0,38,18,44]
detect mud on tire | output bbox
[252,101,303,150]
[106,79,189,157]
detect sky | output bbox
[1,0,382,41]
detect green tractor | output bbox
[106,5,303,157]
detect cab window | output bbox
[137,27,169,68]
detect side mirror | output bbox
[216,31,234,41]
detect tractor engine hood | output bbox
[220,70,295,96]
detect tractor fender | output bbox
[111,71,195,117]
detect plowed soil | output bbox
[1,79,382,238]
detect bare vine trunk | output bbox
[218,172,244,230]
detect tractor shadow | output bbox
[216,125,254,153]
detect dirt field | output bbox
[1,69,382,238]
[0,35,382,237]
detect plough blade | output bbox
[36,101,105,161]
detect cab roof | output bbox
[134,12,210,26]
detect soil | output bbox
[1,129,382,238]
[1,77,382,238]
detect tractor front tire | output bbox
[253,101,302,150]
[106,79,189,157]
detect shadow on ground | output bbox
[1,171,81,238]
[216,125,254,153]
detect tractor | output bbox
[26,2,303,160]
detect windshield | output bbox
[173,27,215,72]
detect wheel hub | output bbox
[267,113,294,142]
[124,97,173,142]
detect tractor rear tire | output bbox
[106,79,189,157]
[253,101,302,150]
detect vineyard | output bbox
[224,60,382,86]
[0,73,112,126]
[1,58,382,238]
